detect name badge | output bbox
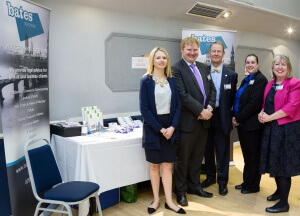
[249,80,255,85]
[224,84,231,90]
[207,74,211,80]
[276,85,283,90]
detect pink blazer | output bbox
[262,77,300,125]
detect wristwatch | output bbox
[207,105,213,112]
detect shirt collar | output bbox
[183,58,196,67]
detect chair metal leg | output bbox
[95,194,103,216]
[63,203,73,216]
[34,202,43,216]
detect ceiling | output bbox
[58,0,300,41]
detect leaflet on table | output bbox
[81,105,104,134]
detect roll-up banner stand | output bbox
[0,0,50,215]
[182,29,236,71]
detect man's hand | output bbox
[198,109,213,120]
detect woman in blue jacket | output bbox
[139,47,184,214]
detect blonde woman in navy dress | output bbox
[258,54,300,213]
[139,47,185,214]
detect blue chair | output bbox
[24,139,103,216]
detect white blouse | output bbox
[154,80,171,115]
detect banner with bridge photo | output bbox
[182,29,236,71]
[0,0,50,215]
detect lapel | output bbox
[181,59,202,93]
[239,76,247,90]
[220,66,228,100]
[168,77,175,111]
[147,75,158,116]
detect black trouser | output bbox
[237,127,262,190]
[174,122,208,195]
[205,109,230,185]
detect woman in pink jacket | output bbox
[258,54,300,213]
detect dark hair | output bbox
[245,54,259,64]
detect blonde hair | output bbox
[145,47,172,77]
[272,54,293,78]
[180,36,199,50]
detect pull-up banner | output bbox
[0,0,50,215]
[182,29,236,71]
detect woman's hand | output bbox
[258,111,272,123]
[232,117,239,126]
[160,128,167,135]
[258,110,265,123]
[163,126,175,140]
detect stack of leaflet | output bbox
[81,106,104,134]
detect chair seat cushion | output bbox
[44,181,99,202]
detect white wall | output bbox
[33,0,300,121]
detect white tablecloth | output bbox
[50,128,150,193]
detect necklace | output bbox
[153,76,168,87]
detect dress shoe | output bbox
[201,178,216,188]
[176,194,188,206]
[267,194,280,201]
[147,201,159,214]
[241,188,260,194]
[187,188,213,198]
[165,202,186,214]
[219,185,228,196]
[235,184,243,190]
[265,204,289,213]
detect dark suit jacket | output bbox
[235,70,268,131]
[172,59,216,132]
[139,75,181,150]
[209,65,238,135]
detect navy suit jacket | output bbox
[209,65,238,135]
[139,75,181,150]
[172,59,216,132]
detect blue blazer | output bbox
[139,75,181,150]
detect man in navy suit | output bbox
[172,37,216,206]
[201,41,238,196]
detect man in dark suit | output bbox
[201,41,238,196]
[172,37,216,206]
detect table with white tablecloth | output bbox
[50,128,150,194]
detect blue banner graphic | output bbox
[198,36,227,55]
[16,13,44,41]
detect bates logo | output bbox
[6,1,33,21]
[5,1,44,41]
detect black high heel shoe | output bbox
[147,201,159,214]
[165,202,186,214]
